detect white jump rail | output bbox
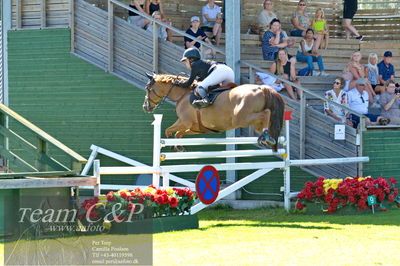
[82,113,369,212]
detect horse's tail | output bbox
[261,86,285,151]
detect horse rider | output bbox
[174,47,235,107]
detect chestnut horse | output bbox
[142,73,285,151]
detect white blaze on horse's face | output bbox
[143,76,162,113]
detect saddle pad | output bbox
[189,86,233,106]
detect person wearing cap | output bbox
[347,78,388,128]
[184,16,216,58]
[201,0,223,45]
[378,51,395,86]
[174,47,234,108]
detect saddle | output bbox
[190,83,237,109]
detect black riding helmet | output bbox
[180,47,201,62]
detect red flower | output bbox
[315,187,324,197]
[296,202,305,210]
[388,193,395,203]
[169,197,179,208]
[297,191,305,200]
[389,177,397,184]
[379,208,388,212]
[89,210,99,220]
[106,191,116,202]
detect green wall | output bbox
[7,28,314,200]
[363,130,400,179]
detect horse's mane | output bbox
[154,74,198,88]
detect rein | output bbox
[146,75,179,110]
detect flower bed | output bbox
[78,185,197,232]
[296,177,400,213]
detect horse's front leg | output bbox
[165,119,186,138]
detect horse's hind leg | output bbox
[232,108,271,132]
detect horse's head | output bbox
[142,72,166,113]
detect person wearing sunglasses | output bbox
[324,77,352,126]
[347,78,389,128]
[290,0,310,37]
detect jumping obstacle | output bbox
[82,112,369,212]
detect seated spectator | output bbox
[127,0,149,29]
[145,0,172,42]
[296,29,329,76]
[262,19,296,64]
[146,11,168,41]
[378,51,396,85]
[342,51,375,97]
[324,77,352,126]
[347,78,388,128]
[202,0,223,45]
[184,16,216,59]
[258,0,277,33]
[365,53,384,94]
[379,80,400,124]
[268,48,301,101]
[290,0,311,37]
[311,8,329,50]
[258,0,296,47]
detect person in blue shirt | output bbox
[378,51,395,86]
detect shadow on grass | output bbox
[198,222,335,231]
[197,206,400,227]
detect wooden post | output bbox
[152,22,159,73]
[107,0,114,72]
[93,159,101,197]
[358,117,366,177]
[16,0,22,29]
[36,138,48,172]
[249,66,254,84]
[40,0,46,28]
[70,0,75,52]
[299,91,306,159]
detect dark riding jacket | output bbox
[177,59,217,87]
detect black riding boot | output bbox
[192,86,209,107]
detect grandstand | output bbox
[2,0,400,200]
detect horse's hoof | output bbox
[257,130,276,148]
[171,145,185,152]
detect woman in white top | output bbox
[324,77,352,126]
[365,53,384,94]
[296,29,328,76]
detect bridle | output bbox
[145,75,180,110]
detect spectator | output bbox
[184,16,216,59]
[342,0,363,40]
[365,53,384,94]
[347,78,388,128]
[258,0,277,33]
[202,0,223,45]
[258,0,295,47]
[290,0,311,37]
[380,80,400,124]
[311,8,329,50]
[324,77,352,125]
[296,29,329,76]
[127,0,149,29]
[267,48,301,101]
[145,0,172,42]
[378,51,396,85]
[146,11,168,41]
[342,51,375,97]
[262,19,296,64]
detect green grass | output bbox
[153,207,400,265]
[1,207,399,265]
